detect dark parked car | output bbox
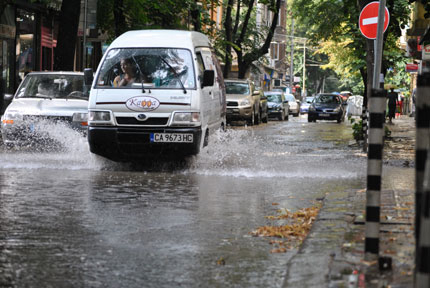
[264,91,289,121]
[307,93,346,123]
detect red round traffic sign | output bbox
[359,2,390,39]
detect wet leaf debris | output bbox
[251,205,321,253]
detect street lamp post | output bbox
[287,35,307,98]
[290,19,294,91]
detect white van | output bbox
[85,30,226,161]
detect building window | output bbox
[271,43,279,60]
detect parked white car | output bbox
[284,93,300,117]
[1,71,89,148]
[346,95,363,117]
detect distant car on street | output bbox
[1,71,89,148]
[284,93,300,117]
[264,91,289,121]
[308,93,346,123]
[225,79,261,125]
[300,96,315,114]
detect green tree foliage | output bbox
[96,0,217,42]
[291,0,410,97]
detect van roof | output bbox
[108,30,211,50]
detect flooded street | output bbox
[0,116,367,287]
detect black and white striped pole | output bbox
[415,70,430,287]
[364,0,387,260]
[416,143,430,287]
[364,88,386,259]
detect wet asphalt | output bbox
[0,116,368,287]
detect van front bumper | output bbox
[88,126,202,162]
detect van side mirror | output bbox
[84,68,94,86]
[202,70,214,87]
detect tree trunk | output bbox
[223,0,234,78]
[237,0,282,78]
[190,0,201,32]
[113,0,128,37]
[53,0,81,71]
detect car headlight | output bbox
[72,112,89,126]
[88,111,113,125]
[1,110,22,125]
[171,112,200,126]
[239,99,251,106]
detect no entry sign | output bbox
[359,2,390,39]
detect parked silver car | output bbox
[1,71,89,148]
[225,79,261,125]
[284,93,300,117]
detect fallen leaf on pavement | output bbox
[360,260,377,266]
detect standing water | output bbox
[0,118,366,287]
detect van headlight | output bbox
[88,111,113,125]
[171,112,200,126]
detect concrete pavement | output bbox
[283,115,416,288]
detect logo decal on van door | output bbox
[126,96,160,112]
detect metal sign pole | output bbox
[365,0,387,261]
[372,0,386,89]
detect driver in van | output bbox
[113,58,140,87]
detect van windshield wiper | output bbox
[159,56,187,94]
[131,55,146,93]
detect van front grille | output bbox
[116,117,169,125]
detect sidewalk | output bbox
[283,115,416,288]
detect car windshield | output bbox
[265,93,282,103]
[96,48,196,89]
[15,74,86,100]
[315,95,340,104]
[285,94,296,102]
[225,82,250,95]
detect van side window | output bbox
[196,53,204,77]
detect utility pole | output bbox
[289,19,294,91]
[302,40,306,98]
[83,0,88,69]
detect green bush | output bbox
[350,117,363,141]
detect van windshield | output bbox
[95,48,196,89]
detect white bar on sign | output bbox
[363,17,378,25]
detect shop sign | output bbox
[406,63,418,73]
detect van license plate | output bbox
[150,133,193,143]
